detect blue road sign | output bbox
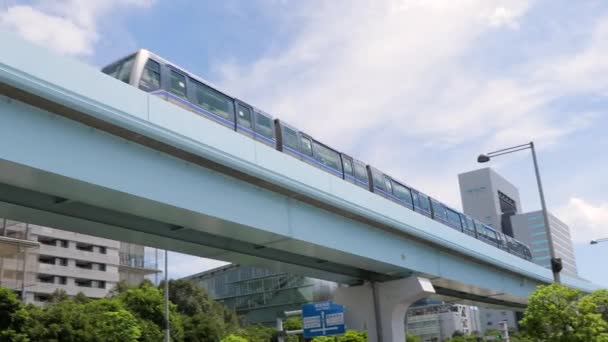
[302,301,346,338]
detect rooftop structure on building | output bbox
[459,168,522,236]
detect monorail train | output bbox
[102,49,533,261]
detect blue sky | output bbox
[2,0,607,287]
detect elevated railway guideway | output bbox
[0,30,601,341]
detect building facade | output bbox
[406,304,481,342]
[458,168,522,236]
[185,264,338,325]
[0,218,159,304]
[478,307,519,332]
[511,211,578,275]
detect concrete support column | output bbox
[333,277,435,342]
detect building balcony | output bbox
[118,253,161,275]
[36,244,119,264]
[38,263,120,282]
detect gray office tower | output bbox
[458,168,522,236]
[511,211,578,276]
[459,167,578,276]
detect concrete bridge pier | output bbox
[333,276,435,342]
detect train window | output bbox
[414,192,431,212]
[354,162,368,183]
[372,170,386,192]
[431,200,447,221]
[464,216,476,234]
[170,71,187,98]
[140,59,160,90]
[237,104,252,128]
[301,136,313,156]
[342,157,354,177]
[446,209,462,229]
[193,80,234,120]
[282,126,299,150]
[393,182,413,206]
[254,112,274,139]
[312,142,341,171]
[384,177,393,194]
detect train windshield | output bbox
[102,54,135,84]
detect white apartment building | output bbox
[0,218,159,304]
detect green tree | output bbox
[220,335,247,342]
[166,279,240,341]
[406,333,421,342]
[116,281,184,342]
[239,324,277,342]
[0,288,30,342]
[336,330,366,342]
[519,284,608,342]
[311,336,335,342]
[580,289,608,324]
[25,296,140,342]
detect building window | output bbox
[34,294,50,302]
[38,255,55,264]
[76,243,94,252]
[75,279,93,288]
[58,258,68,266]
[38,236,56,246]
[58,276,67,285]
[98,264,106,272]
[60,240,69,248]
[98,281,106,289]
[75,261,93,270]
[38,274,54,284]
[99,246,107,254]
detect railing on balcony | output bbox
[119,252,157,270]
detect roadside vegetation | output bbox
[0,282,606,341]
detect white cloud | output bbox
[0,0,153,57]
[487,6,522,30]
[559,197,608,243]
[214,0,608,207]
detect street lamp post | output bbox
[590,238,608,245]
[478,142,562,284]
